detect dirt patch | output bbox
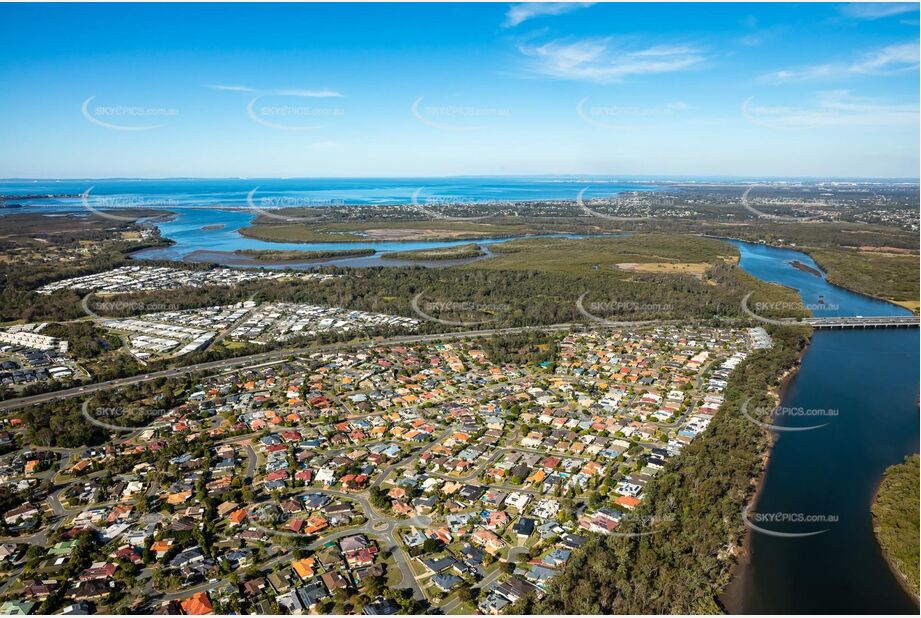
[856,246,918,257]
[615,262,710,279]
[891,300,920,312]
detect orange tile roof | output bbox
[180,592,213,615]
[167,491,192,505]
[291,557,316,580]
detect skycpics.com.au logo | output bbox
[743,504,838,538]
[81,400,169,433]
[80,187,180,223]
[576,292,672,326]
[576,97,689,130]
[410,293,510,327]
[207,84,345,131]
[411,96,511,131]
[247,95,345,131]
[741,292,840,326]
[81,295,182,322]
[410,187,492,221]
[740,397,838,433]
[81,96,178,131]
[246,187,336,223]
[576,187,654,222]
[740,184,821,222]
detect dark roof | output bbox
[513,517,535,536]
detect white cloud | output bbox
[760,65,838,83]
[850,41,920,74]
[760,41,919,83]
[207,84,255,92]
[208,85,344,97]
[520,38,705,83]
[742,90,918,128]
[839,3,919,20]
[503,2,594,28]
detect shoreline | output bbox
[870,466,921,606]
[705,234,917,315]
[720,341,808,614]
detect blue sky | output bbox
[0,2,918,178]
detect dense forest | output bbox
[14,397,109,448]
[872,454,920,599]
[509,326,810,614]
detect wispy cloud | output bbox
[207,84,255,92]
[839,3,919,20]
[519,38,705,83]
[207,85,343,97]
[503,2,594,28]
[742,90,919,128]
[760,41,919,83]
[850,41,920,73]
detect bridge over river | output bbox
[787,315,920,329]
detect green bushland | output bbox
[478,233,736,274]
[872,454,920,599]
[806,248,919,308]
[510,325,810,614]
[382,244,485,260]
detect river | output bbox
[0,177,645,266]
[4,178,918,609]
[128,207,538,266]
[725,240,919,614]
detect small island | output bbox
[381,243,486,260]
[788,259,822,277]
[234,248,376,261]
[872,454,920,601]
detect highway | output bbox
[0,322,593,413]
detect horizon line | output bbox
[2,174,919,183]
